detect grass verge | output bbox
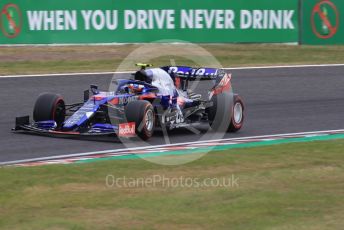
[1,139,344,229]
[1,44,344,75]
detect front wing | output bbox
[13,116,135,139]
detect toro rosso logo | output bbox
[119,122,135,137]
[110,96,139,105]
[119,96,138,105]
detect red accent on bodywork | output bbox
[92,95,105,101]
[139,93,156,100]
[212,73,232,96]
[109,98,119,105]
[175,77,181,89]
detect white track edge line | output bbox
[0,71,130,78]
[2,129,344,166]
[1,64,344,78]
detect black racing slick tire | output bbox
[206,91,233,132]
[125,100,155,140]
[228,95,244,132]
[33,93,66,126]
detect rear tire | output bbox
[206,92,232,132]
[228,95,244,132]
[33,93,65,126]
[125,100,155,140]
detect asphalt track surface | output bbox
[1,65,344,163]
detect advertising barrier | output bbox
[0,0,299,45]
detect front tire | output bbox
[125,100,155,140]
[33,93,65,126]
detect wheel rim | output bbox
[233,102,243,124]
[145,109,154,131]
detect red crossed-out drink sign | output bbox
[0,3,22,38]
[311,0,339,39]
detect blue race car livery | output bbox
[14,64,244,140]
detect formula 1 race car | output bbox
[14,64,244,140]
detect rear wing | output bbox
[161,66,229,81]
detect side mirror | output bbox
[90,84,99,95]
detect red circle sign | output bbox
[0,3,22,38]
[311,0,339,39]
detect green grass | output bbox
[1,44,344,75]
[1,139,344,229]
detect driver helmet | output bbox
[128,83,144,94]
